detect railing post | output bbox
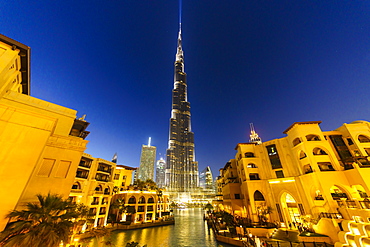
[302,241,306,247]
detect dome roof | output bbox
[349,120,369,124]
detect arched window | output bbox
[128,196,136,204]
[247,163,257,168]
[314,190,324,200]
[95,185,103,191]
[299,151,307,160]
[148,197,154,203]
[330,186,348,200]
[245,152,255,158]
[358,135,370,143]
[72,182,81,190]
[318,162,335,171]
[293,138,301,146]
[303,164,313,174]
[104,187,110,195]
[138,196,146,204]
[254,191,265,201]
[306,134,321,141]
[313,147,327,155]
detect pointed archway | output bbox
[280,192,301,228]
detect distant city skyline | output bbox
[1,1,369,175]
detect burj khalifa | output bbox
[165,24,199,196]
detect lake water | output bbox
[87,208,234,247]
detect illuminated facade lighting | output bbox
[165,24,199,194]
[138,138,156,181]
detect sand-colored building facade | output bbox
[218,121,370,242]
[0,34,89,231]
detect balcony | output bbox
[76,170,89,179]
[343,163,354,170]
[334,198,370,209]
[71,189,82,193]
[357,158,370,168]
[337,200,357,208]
[97,167,112,174]
[318,163,335,171]
[95,175,110,182]
[331,193,348,200]
[79,160,91,169]
[317,212,342,221]
[359,191,368,198]
[69,118,90,139]
[359,200,370,209]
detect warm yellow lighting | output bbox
[269,180,280,184]
[282,179,295,183]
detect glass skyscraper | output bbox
[138,138,156,181]
[165,26,199,193]
[156,158,166,188]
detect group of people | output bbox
[288,221,312,233]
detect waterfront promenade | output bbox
[205,213,333,247]
[81,208,233,247]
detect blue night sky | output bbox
[1,1,369,175]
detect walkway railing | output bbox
[206,212,333,247]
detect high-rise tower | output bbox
[156,157,166,188]
[249,123,262,144]
[165,24,199,194]
[138,137,156,181]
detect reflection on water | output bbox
[87,208,233,247]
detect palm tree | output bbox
[135,179,146,191]
[70,203,90,243]
[110,198,127,223]
[0,193,80,247]
[135,179,157,191]
[126,206,136,223]
[144,179,157,190]
[204,203,214,212]
[257,205,274,224]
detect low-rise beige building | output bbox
[218,121,370,243]
[69,154,120,229]
[111,190,171,223]
[113,164,137,192]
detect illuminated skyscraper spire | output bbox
[165,17,199,194]
[249,123,262,144]
[176,23,184,64]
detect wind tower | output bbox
[165,21,199,199]
[249,123,262,144]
